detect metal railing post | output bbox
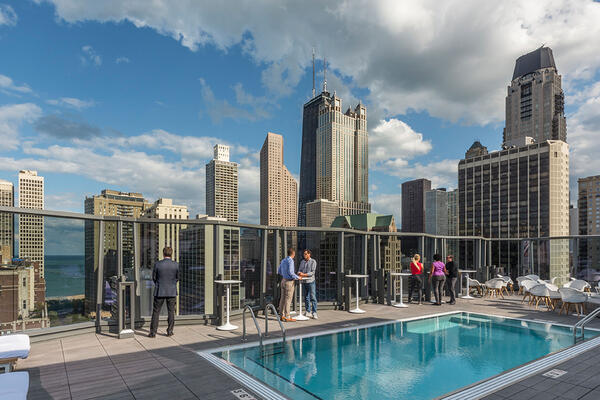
[260,228,267,307]
[95,220,104,333]
[337,231,344,308]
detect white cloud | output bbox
[0,103,42,151]
[370,118,432,165]
[81,45,102,66]
[115,56,130,64]
[37,0,600,125]
[46,97,95,109]
[380,158,460,190]
[0,122,261,221]
[0,74,33,95]
[0,4,17,26]
[371,192,402,221]
[198,78,270,123]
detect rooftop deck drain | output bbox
[543,369,567,379]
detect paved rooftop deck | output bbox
[16,296,600,400]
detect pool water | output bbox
[218,312,597,400]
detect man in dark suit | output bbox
[149,246,179,337]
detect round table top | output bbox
[296,276,309,281]
[214,280,242,285]
[459,270,477,273]
[346,274,369,278]
[390,272,412,276]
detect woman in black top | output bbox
[445,255,458,304]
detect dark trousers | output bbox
[150,296,176,334]
[432,275,446,304]
[446,277,457,303]
[408,275,423,303]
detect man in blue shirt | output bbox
[278,248,303,321]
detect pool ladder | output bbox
[573,306,600,343]
[242,304,286,350]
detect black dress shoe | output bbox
[148,333,156,338]
[166,332,174,337]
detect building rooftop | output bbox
[512,46,556,80]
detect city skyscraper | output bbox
[18,170,44,277]
[458,139,570,279]
[0,179,14,261]
[577,176,600,270]
[447,189,459,237]
[503,46,566,146]
[425,188,448,236]
[206,144,239,223]
[260,132,298,227]
[306,198,339,228]
[298,91,331,227]
[401,178,431,233]
[316,94,370,216]
[84,189,149,313]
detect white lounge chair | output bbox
[484,278,506,299]
[520,280,539,305]
[0,372,29,400]
[0,334,30,372]
[466,277,484,296]
[559,287,588,316]
[564,280,591,292]
[525,274,540,281]
[497,275,514,294]
[529,284,551,310]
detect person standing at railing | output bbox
[298,249,318,319]
[429,254,448,306]
[149,246,179,338]
[408,254,423,305]
[445,255,458,305]
[278,248,305,322]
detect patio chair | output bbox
[520,280,539,305]
[548,288,562,311]
[484,278,505,299]
[466,277,484,296]
[558,287,588,316]
[564,280,591,292]
[529,284,551,310]
[497,275,514,295]
[0,372,29,400]
[525,274,540,282]
[0,334,30,373]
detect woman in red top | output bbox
[408,254,423,305]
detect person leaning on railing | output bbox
[408,254,423,305]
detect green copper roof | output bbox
[330,213,395,231]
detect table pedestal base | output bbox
[216,323,238,331]
[393,302,408,308]
[349,308,366,314]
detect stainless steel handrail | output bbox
[264,303,286,343]
[242,305,263,348]
[573,306,600,342]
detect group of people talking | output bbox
[408,253,459,305]
[277,248,460,322]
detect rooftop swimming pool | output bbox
[212,312,599,400]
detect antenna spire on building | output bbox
[312,48,316,98]
[323,56,327,92]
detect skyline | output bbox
[1,1,600,223]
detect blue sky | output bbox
[1,1,600,223]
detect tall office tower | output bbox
[503,46,566,146]
[260,132,298,227]
[18,170,44,277]
[425,188,448,236]
[315,94,371,216]
[458,139,570,280]
[578,176,600,272]
[84,190,149,314]
[206,144,239,223]
[0,180,14,261]
[401,178,431,233]
[447,189,459,236]
[299,91,331,227]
